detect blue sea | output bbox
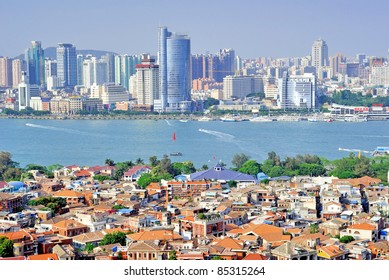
[1,119,388,168]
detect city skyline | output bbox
[0,0,389,58]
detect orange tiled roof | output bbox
[127,230,182,241]
[28,253,59,260]
[348,223,376,231]
[242,253,268,260]
[318,245,346,258]
[214,237,243,250]
[53,189,84,198]
[0,229,32,241]
[52,219,87,230]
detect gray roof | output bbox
[189,164,256,182]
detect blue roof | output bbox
[8,181,25,189]
[269,176,291,181]
[190,164,256,182]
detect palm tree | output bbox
[135,158,144,165]
[105,159,115,166]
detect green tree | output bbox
[85,243,95,253]
[211,255,223,260]
[228,180,237,188]
[3,168,22,181]
[309,224,319,234]
[339,236,355,244]
[46,164,64,172]
[0,236,14,258]
[268,166,284,178]
[201,164,209,170]
[99,232,127,246]
[231,153,251,170]
[149,156,159,167]
[298,163,326,176]
[94,175,111,183]
[135,158,144,165]
[168,250,177,260]
[20,172,34,181]
[239,160,261,175]
[104,158,115,166]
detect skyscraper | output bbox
[18,71,30,110]
[25,41,45,86]
[311,38,329,69]
[114,54,140,91]
[0,57,12,87]
[77,54,84,86]
[56,43,77,88]
[134,54,159,107]
[158,26,191,112]
[12,59,24,88]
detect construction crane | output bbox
[338,147,372,159]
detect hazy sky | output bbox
[1,0,388,58]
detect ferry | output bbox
[170,152,183,156]
[372,147,389,157]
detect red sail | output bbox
[172,132,176,141]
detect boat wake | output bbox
[198,128,235,140]
[25,123,105,137]
[165,120,174,126]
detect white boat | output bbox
[249,116,273,122]
[179,119,189,123]
[198,116,212,122]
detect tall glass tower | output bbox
[25,41,45,86]
[158,27,191,112]
[56,43,77,87]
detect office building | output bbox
[158,26,191,112]
[312,38,329,69]
[223,76,263,100]
[277,72,316,109]
[12,59,24,88]
[114,54,140,91]
[56,43,77,88]
[371,65,389,87]
[101,53,115,83]
[25,41,45,86]
[77,54,84,86]
[134,54,159,107]
[0,57,12,87]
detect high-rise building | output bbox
[18,71,30,110]
[158,26,191,112]
[82,56,108,88]
[77,54,84,86]
[25,41,45,86]
[223,75,263,100]
[56,43,77,88]
[277,72,316,109]
[0,57,12,87]
[134,54,159,107]
[44,58,57,84]
[12,59,24,88]
[329,53,343,77]
[371,65,389,87]
[311,38,329,69]
[114,54,140,91]
[101,53,115,83]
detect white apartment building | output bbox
[223,75,264,100]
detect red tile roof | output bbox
[124,166,151,177]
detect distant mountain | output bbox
[16,47,118,60]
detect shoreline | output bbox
[0,113,388,122]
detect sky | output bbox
[0,0,388,59]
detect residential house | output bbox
[0,193,24,212]
[52,244,76,260]
[341,223,378,242]
[0,229,38,257]
[27,253,59,260]
[72,231,105,249]
[53,190,86,205]
[317,244,349,260]
[270,241,317,260]
[123,166,151,181]
[322,201,342,219]
[52,219,89,237]
[319,218,349,236]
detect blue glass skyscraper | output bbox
[158,27,191,112]
[25,41,45,86]
[56,43,77,88]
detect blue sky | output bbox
[0,0,388,58]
